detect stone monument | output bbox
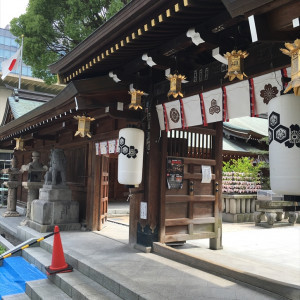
[28,148,80,232]
[1,157,21,217]
[20,151,48,225]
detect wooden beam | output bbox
[165,217,215,226]
[164,232,215,242]
[105,106,142,122]
[183,157,216,166]
[152,42,291,100]
[31,132,56,140]
[250,14,299,42]
[221,0,273,18]
[184,173,216,180]
[165,195,215,203]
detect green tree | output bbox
[10,0,130,84]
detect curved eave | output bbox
[49,0,227,83]
[49,0,171,75]
[0,76,128,143]
[1,73,65,94]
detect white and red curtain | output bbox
[156,69,286,131]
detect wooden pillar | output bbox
[86,141,96,230]
[136,102,161,246]
[159,131,167,243]
[209,121,223,250]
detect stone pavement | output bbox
[0,207,299,300]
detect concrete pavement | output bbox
[0,207,299,299]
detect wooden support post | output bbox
[210,121,223,250]
[137,102,161,246]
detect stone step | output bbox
[26,279,71,300]
[2,293,31,300]
[17,226,162,299]
[23,246,122,300]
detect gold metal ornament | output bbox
[128,89,144,110]
[224,50,249,81]
[280,39,300,96]
[14,137,25,151]
[166,74,186,98]
[74,116,95,138]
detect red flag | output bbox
[1,46,22,80]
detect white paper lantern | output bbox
[118,128,144,185]
[268,94,300,195]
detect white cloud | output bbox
[0,0,29,28]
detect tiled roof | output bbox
[224,116,268,137]
[8,97,45,119]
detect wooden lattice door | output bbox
[160,123,223,249]
[98,155,109,230]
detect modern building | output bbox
[0,27,32,78]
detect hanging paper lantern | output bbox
[268,94,300,195]
[166,74,186,98]
[74,115,95,138]
[280,39,300,96]
[128,89,144,110]
[118,128,144,185]
[224,50,249,81]
[14,137,25,151]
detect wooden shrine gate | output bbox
[159,122,223,249]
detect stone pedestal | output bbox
[255,200,299,228]
[21,181,43,225]
[28,185,80,233]
[3,180,20,217]
[222,194,257,223]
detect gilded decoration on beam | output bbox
[129,89,144,110]
[166,74,186,98]
[280,39,300,96]
[14,137,25,151]
[224,50,249,81]
[74,116,95,138]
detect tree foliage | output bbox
[10,0,130,84]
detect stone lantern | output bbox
[1,156,21,217]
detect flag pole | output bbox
[18,35,24,90]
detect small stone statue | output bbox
[44,149,67,185]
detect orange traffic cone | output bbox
[45,225,73,275]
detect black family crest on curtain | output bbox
[209,99,220,115]
[260,84,279,104]
[119,137,139,158]
[169,107,180,123]
[269,112,300,148]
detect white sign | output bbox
[201,165,212,183]
[140,202,147,219]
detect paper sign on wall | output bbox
[140,202,147,219]
[100,141,108,154]
[95,143,100,155]
[201,165,212,183]
[108,139,118,153]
